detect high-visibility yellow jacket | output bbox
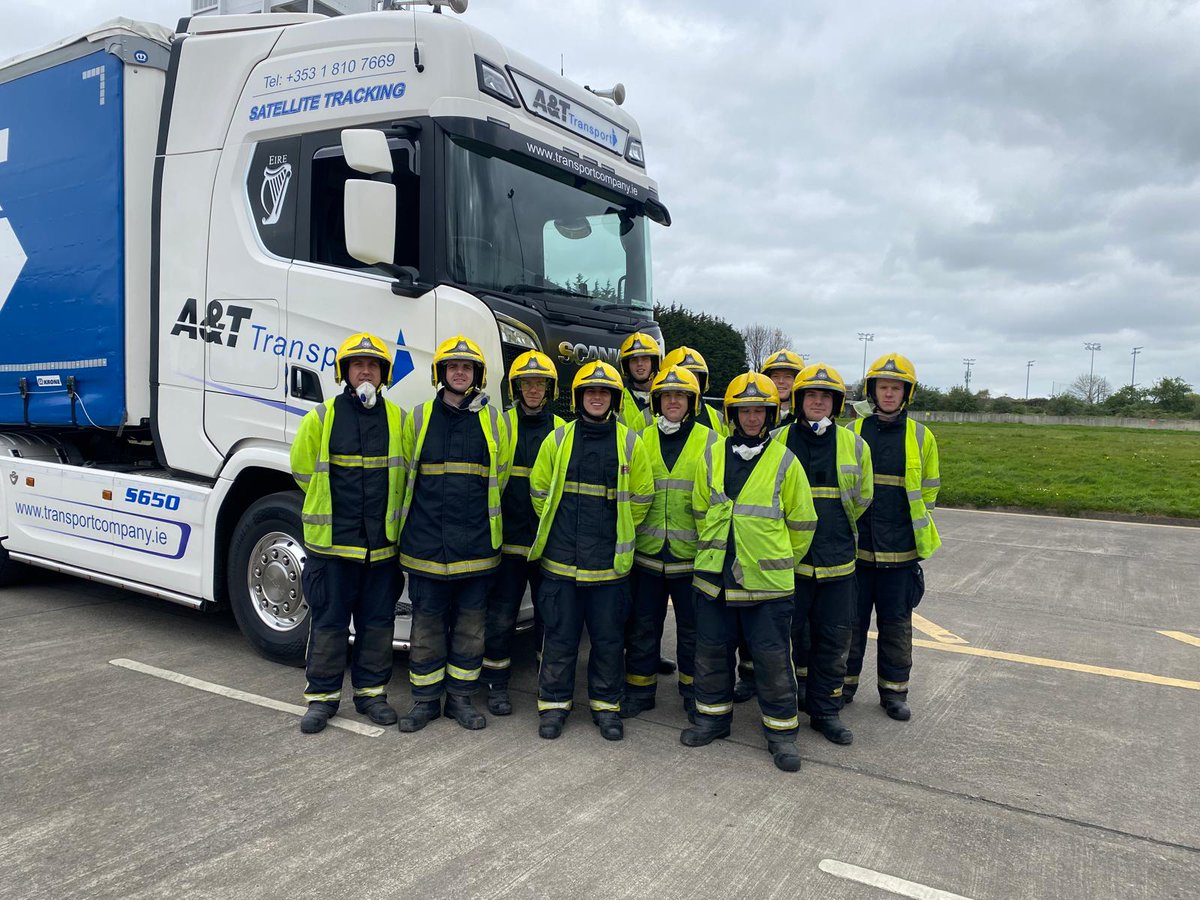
[640,401,728,437]
[529,419,654,581]
[692,438,818,603]
[851,414,940,559]
[398,397,510,566]
[774,422,874,578]
[290,396,405,562]
[500,406,565,557]
[622,386,650,433]
[635,422,718,575]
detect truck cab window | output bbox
[305,140,420,271]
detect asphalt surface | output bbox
[1,507,1198,899]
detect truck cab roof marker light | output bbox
[475,56,518,108]
[625,139,645,168]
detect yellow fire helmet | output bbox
[432,335,487,389]
[571,360,625,414]
[335,332,394,384]
[650,365,701,418]
[723,371,780,430]
[761,348,805,376]
[865,352,918,407]
[793,362,847,417]
[507,349,559,402]
[618,331,662,380]
[662,345,710,394]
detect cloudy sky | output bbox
[5,0,1197,396]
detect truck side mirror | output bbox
[344,180,396,266]
[341,129,393,175]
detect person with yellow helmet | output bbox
[620,365,718,722]
[775,363,873,746]
[481,351,566,716]
[618,331,662,433]
[528,360,654,741]
[290,332,406,734]
[657,346,728,437]
[395,336,510,733]
[762,349,806,429]
[844,353,941,722]
[681,372,817,772]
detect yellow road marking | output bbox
[867,633,1200,691]
[911,612,968,645]
[1158,630,1200,649]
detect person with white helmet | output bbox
[396,336,510,733]
[290,332,406,734]
[844,353,941,722]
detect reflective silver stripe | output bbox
[563,481,613,498]
[759,557,794,571]
[530,488,549,500]
[762,714,799,730]
[773,453,789,507]
[511,465,533,477]
[914,421,926,454]
[692,577,720,598]
[927,502,937,512]
[697,539,728,551]
[725,588,792,603]
[657,478,693,491]
[387,456,404,468]
[629,493,653,504]
[315,403,327,425]
[732,503,782,519]
[301,513,333,525]
[697,701,733,715]
[710,491,730,506]
[419,462,490,477]
[482,657,511,670]
[313,461,330,473]
[623,428,638,462]
[614,541,634,554]
[501,543,532,556]
[538,699,573,711]
[387,509,400,523]
[923,478,941,488]
[839,464,860,474]
[447,663,481,682]
[787,519,817,532]
[913,517,929,529]
[294,472,312,484]
[878,678,909,691]
[693,508,707,521]
[874,474,905,487]
[907,489,923,501]
[810,487,840,499]
[488,506,502,517]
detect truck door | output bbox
[285,128,433,434]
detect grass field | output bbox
[931,422,1200,520]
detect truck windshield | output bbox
[444,134,653,311]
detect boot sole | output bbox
[398,712,441,733]
[680,729,731,747]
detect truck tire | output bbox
[0,542,26,587]
[228,492,310,667]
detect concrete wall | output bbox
[908,411,1200,432]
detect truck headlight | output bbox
[497,317,538,350]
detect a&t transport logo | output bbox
[171,299,253,347]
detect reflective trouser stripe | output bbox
[538,699,573,711]
[697,701,733,715]
[410,667,446,687]
[878,678,909,691]
[844,675,860,685]
[303,690,341,703]
[625,672,657,687]
[677,672,694,685]
[589,699,620,712]
[857,549,919,563]
[763,714,799,731]
[482,657,511,670]
[447,663,481,682]
[795,667,809,677]
[353,686,386,698]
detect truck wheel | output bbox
[0,542,26,587]
[228,492,309,667]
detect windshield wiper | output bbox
[503,282,592,299]
[592,302,641,312]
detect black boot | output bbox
[768,739,802,772]
[810,715,853,745]
[444,693,487,730]
[843,687,855,705]
[733,677,756,703]
[593,711,624,741]
[486,685,513,716]
[355,697,398,726]
[618,694,656,719]
[538,710,567,740]
[300,701,337,734]
[881,697,911,721]
[682,696,696,725]
[397,699,441,733]
[680,719,731,747]
[658,656,677,675]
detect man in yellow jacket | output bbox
[529,361,654,741]
[845,353,940,722]
[775,363,873,746]
[618,331,661,433]
[290,333,406,734]
[682,372,817,772]
[396,337,509,733]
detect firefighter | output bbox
[658,346,729,436]
[618,331,662,433]
[529,360,654,741]
[762,349,806,429]
[776,363,873,745]
[482,350,565,716]
[682,373,817,772]
[396,336,510,732]
[290,333,406,734]
[622,365,718,721]
[845,353,940,721]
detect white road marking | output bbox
[109,658,385,737]
[1159,630,1200,649]
[819,859,975,899]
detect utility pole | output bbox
[1130,346,1143,388]
[1025,360,1035,400]
[857,333,874,397]
[1084,342,1101,403]
[962,358,975,392]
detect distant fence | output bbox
[909,411,1200,432]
